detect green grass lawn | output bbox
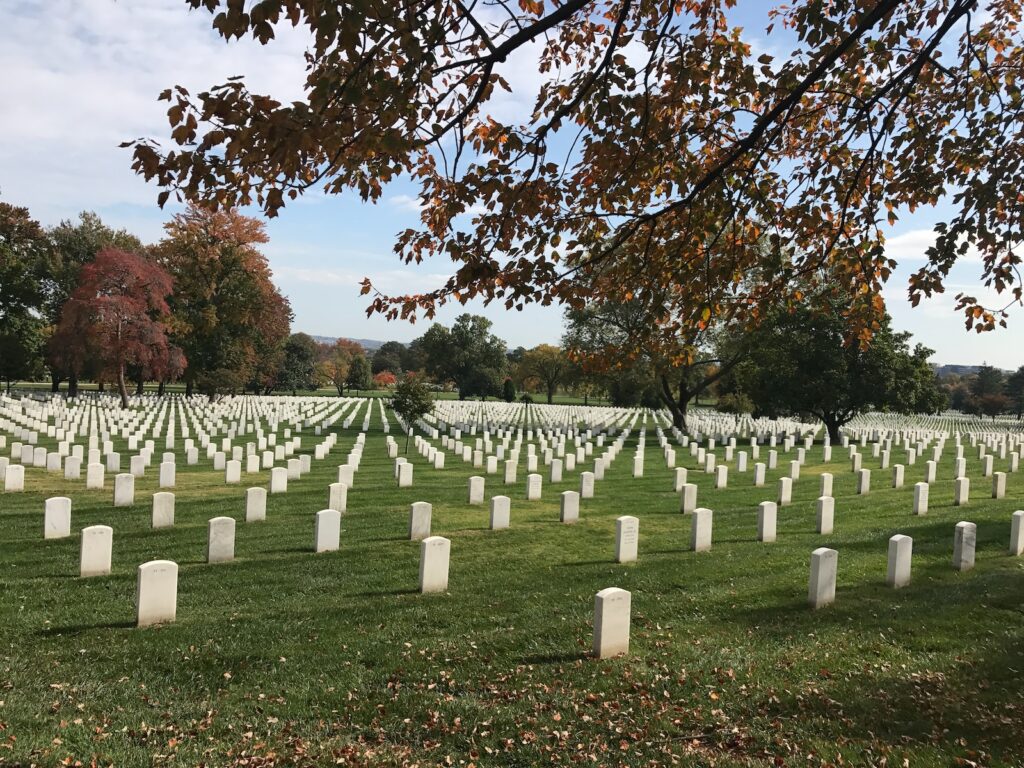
[1,412,1022,766]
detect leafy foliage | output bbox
[277,333,319,394]
[345,353,372,391]
[391,373,435,449]
[54,248,183,407]
[154,206,292,395]
[517,344,568,404]
[130,0,1024,350]
[418,314,507,400]
[731,301,944,440]
[319,338,364,395]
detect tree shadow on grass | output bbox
[555,559,615,568]
[263,546,313,555]
[349,587,419,598]
[36,619,136,637]
[520,650,588,665]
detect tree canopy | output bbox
[724,300,945,441]
[54,248,183,407]
[154,206,292,396]
[131,0,1024,351]
[418,314,508,399]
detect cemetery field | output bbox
[2,410,1023,766]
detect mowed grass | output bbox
[1,412,1023,767]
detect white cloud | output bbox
[0,0,311,222]
[883,227,985,263]
[387,194,424,213]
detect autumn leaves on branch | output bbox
[128,0,1023,357]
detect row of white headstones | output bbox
[6,394,1024,657]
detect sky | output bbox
[1,0,1021,367]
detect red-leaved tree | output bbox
[55,248,184,407]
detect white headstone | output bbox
[690,508,713,552]
[207,516,236,563]
[113,473,135,507]
[886,534,912,588]
[953,521,976,571]
[560,490,580,524]
[328,482,348,513]
[314,509,341,553]
[808,547,838,609]
[80,525,112,577]
[856,468,871,495]
[409,501,432,540]
[580,471,595,498]
[489,495,511,529]
[593,587,631,658]
[270,466,288,493]
[152,491,175,528]
[526,473,542,501]
[757,501,777,543]
[1010,510,1024,556]
[136,560,178,627]
[680,483,698,513]
[615,516,639,563]
[913,482,929,515]
[246,487,267,522]
[419,536,451,593]
[992,471,1006,499]
[43,496,72,539]
[86,462,105,489]
[753,462,766,487]
[397,461,413,487]
[4,464,24,492]
[819,472,833,498]
[468,475,485,505]
[816,496,835,535]
[777,477,792,506]
[954,476,970,506]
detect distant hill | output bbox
[309,335,386,351]
[934,364,1012,378]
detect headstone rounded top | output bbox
[138,559,178,571]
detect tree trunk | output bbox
[135,377,144,395]
[97,380,105,392]
[186,379,194,397]
[116,365,129,408]
[50,373,63,393]
[658,374,689,432]
[547,385,555,404]
[821,413,842,444]
[69,374,79,397]
[158,380,166,396]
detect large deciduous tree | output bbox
[729,300,944,442]
[45,212,143,394]
[0,202,48,388]
[278,332,319,395]
[1006,366,1024,420]
[564,293,750,430]
[319,338,364,395]
[154,206,292,395]
[131,0,1024,351]
[517,344,568,404]
[346,353,372,392]
[55,248,183,408]
[372,341,406,375]
[418,314,507,400]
